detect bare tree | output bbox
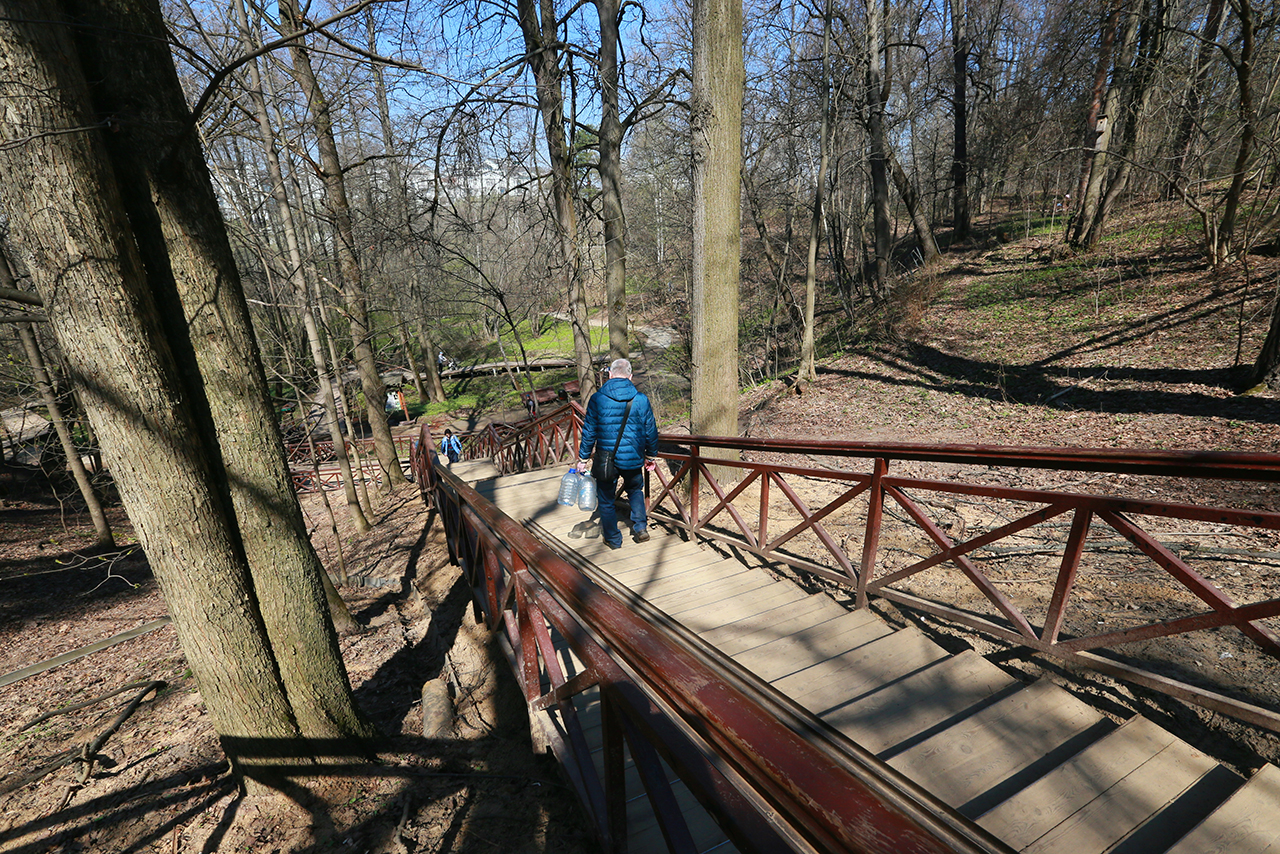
[233,0,371,537]
[1,253,113,546]
[0,0,374,791]
[277,0,407,487]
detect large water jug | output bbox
[557,468,582,506]
[577,473,598,512]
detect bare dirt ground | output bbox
[2,227,1279,851]
[0,469,598,854]
[728,234,1280,779]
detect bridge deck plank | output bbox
[1165,764,1280,854]
[888,679,1105,810]
[474,461,1280,854]
[825,649,1016,755]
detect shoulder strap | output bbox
[611,400,633,456]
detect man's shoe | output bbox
[605,540,623,550]
[633,529,650,543]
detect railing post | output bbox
[690,444,701,532]
[857,457,888,609]
[758,471,770,548]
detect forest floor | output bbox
[0,471,600,854]
[1,218,1280,851]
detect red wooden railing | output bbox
[423,403,1280,731]
[288,434,415,492]
[409,420,1013,854]
[410,406,1280,850]
[645,437,1280,732]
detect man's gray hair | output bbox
[609,358,633,378]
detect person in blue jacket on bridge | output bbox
[578,358,659,549]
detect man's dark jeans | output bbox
[598,467,645,547]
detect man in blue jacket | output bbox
[578,358,659,549]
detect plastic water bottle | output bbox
[557,468,582,506]
[577,473,598,512]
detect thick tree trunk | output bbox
[1068,0,1122,245]
[1248,284,1280,391]
[1074,1,1140,249]
[1216,0,1256,264]
[420,324,448,403]
[65,0,372,733]
[691,0,743,459]
[888,149,941,265]
[1084,0,1167,248]
[278,0,405,487]
[0,3,373,788]
[399,321,428,403]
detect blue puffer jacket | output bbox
[579,378,659,471]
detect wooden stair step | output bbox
[732,610,894,682]
[648,572,780,616]
[1165,763,1280,854]
[977,715,1181,850]
[822,649,1017,755]
[1015,721,1225,854]
[611,542,732,576]
[774,624,951,710]
[617,560,752,598]
[888,679,1106,810]
[675,582,810,633]
[701,595,848,652]
[582,538,696,570]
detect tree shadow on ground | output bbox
[825,283,1278,424]
[0,539,154,632]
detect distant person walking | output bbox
[577,358,659,549]
[440,429,462,465]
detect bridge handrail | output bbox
[430,405,1280,730]
[409,421,1014,854]
[645,433,1280,732]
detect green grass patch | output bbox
[1102,220,1196,246]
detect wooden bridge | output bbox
[414,409,1280,854]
